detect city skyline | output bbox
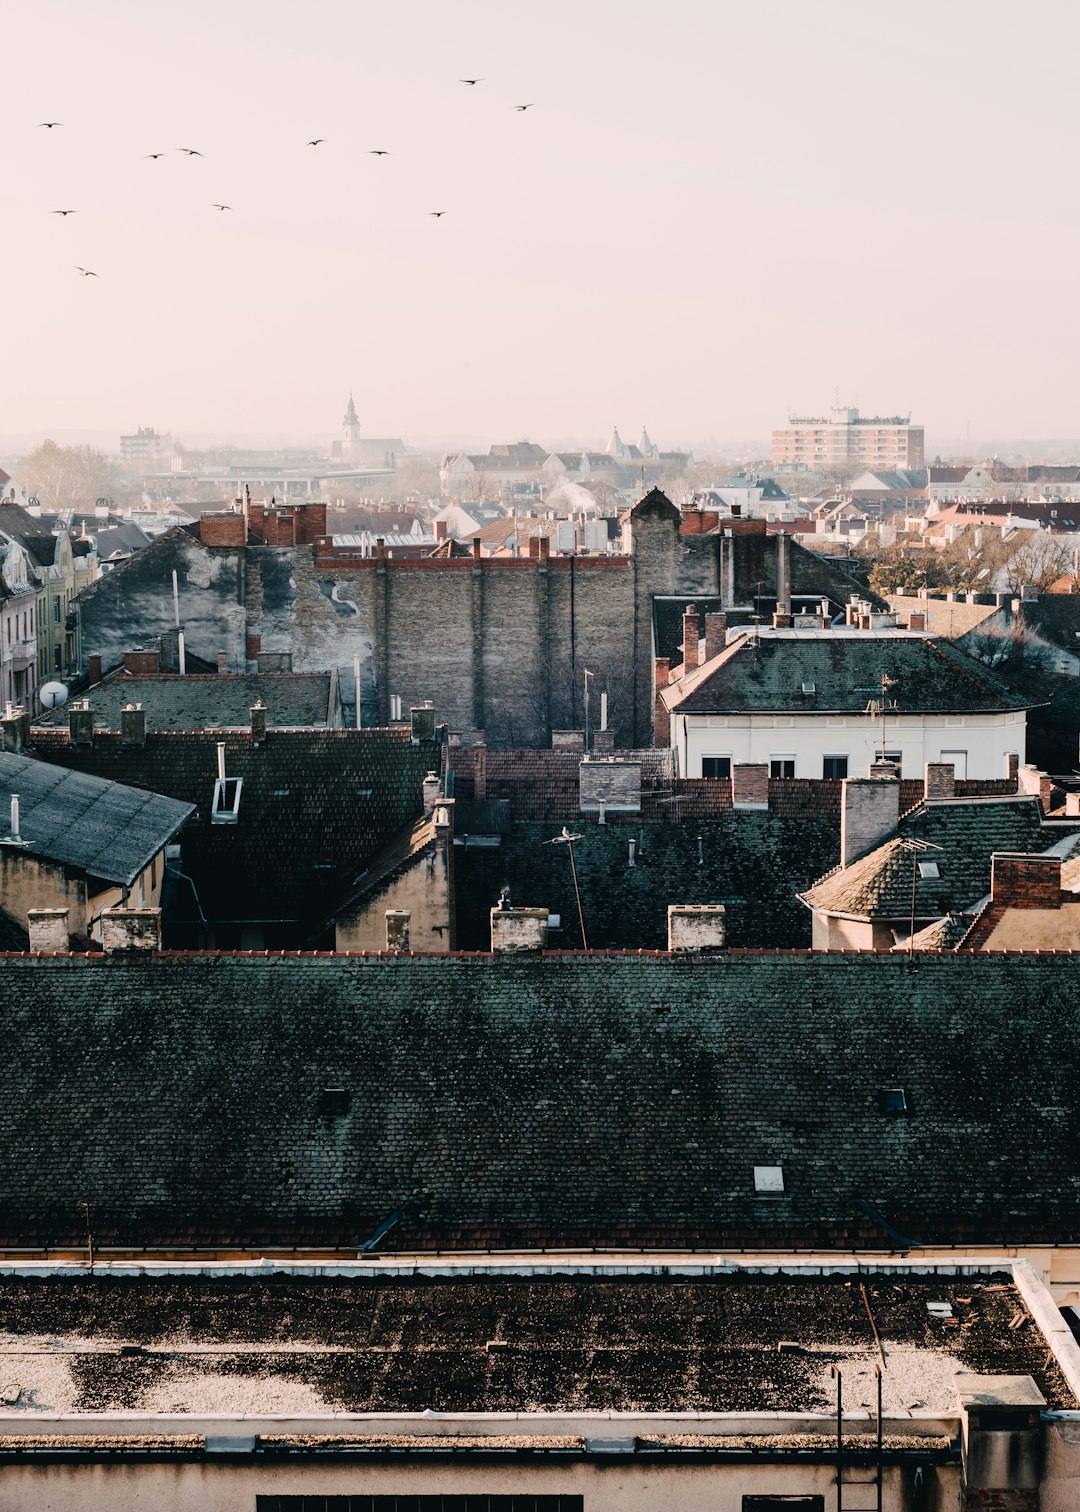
[6,0,1080,443]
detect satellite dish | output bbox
[39,681,69,709]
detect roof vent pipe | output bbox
[217,742,226,783]
[9,794,20,844]
[178,630,186,676]
[628,837,636,867]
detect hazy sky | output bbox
[4,0,1080,450]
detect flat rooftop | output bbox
[0,1270,1069,1417]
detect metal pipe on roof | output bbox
[9,795,19,843]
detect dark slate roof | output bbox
[89,521,152,558]
[0,952,1078,1249]
[455,815,839,950]
[32,672,335,733]
[0,753,193,887]
[28,729,434,934]
[0,1271,1066,1414]
[801,797,1062,919]
[664,632,1033,715]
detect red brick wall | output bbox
[964,1489,1038,1511]
[198,514,247,547]
[123,649,160,674]
[992,853,1061,909]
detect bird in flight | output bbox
[514,103,535,111]
[460,78,484,85]
[178,147,203,156]
[307,138,325,146]
[429,210,447,218]
[39,121,62,129]
[50,209,77,216]
[370,149,390,156]
[145,152,165,160]
[210,203,233,211]
[74,266,98,277]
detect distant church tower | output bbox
[342,393,361,461]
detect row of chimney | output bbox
[485,902,727,955]
[27,906,162,955]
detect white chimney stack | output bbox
[9,794,20,843]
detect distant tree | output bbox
[390,453,441,504]
[19,439,118,509]
[1001,532,1074,595]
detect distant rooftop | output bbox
[32,672,336,733]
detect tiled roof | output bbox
[801,797,1056,918]
[664,632,1032,715]
[898,912,976,951]
[887,595,999,637]
[0,952,1078,1248]
[32,672,335,733]
[28,729,434,934]
[0,752,193,887]
[455,814,840,950]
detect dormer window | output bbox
[211,742,242,825]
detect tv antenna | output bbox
[549,826,589,951]
[864,671,899,760]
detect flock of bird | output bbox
[38,81,537,279]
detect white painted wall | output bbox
[672,710,1026,781]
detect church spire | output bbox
[343,392,359,426]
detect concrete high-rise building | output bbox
[772,405,923,470]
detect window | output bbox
[702,755,731,779]
[257,1500,584,1512]
[940,748,968,779]
[878,1087,908,1115]
[52,596,61,624]
[822,755,848,780]
[917,860,940,879]
[743,1500,825,1512]
[211,775,243,825]
[53,647,61,671]
[754,1164,785,1194]
[317,1088,351,1118]
[770,756,795,779]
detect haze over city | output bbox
[6,0,1080,449]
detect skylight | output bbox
[753,1165,785,1195]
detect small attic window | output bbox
[211,775,242,825]
[801,681,816,695]
[918,860,940,879]
[354,787,374,798]
[878,1087,908,1115]
[318,1088,351,1118]
[754,1164,785,1195]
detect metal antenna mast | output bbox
[550,826,588,951]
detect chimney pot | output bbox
[27,908,70,954]
[732,761,769,811]
[667,903,726,952]
[841,775,900,867]
[422,771,441,815]
[68,700,94,746]
[385,909,411,951]
[490,906,549,954]
[100,907,162,953]
[682,605,700,673]
[120,703,146,747]
[924,761,955,800]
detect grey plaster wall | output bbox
[78,532,246,675]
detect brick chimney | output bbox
[87,654,103,687]
[250,702,267,745]
[27,908,69,954]
[0,705,29,753]
[991,852,1061,910]
[124,647,160,674]
[924,761,955,800]
[411,704,436,743]
[840,775,900,867]
[68,700,94,746]
[732,761,769,812]
[667,904,726,952]
[704,611,727,661]
[908,611,926,631]
[490,905,549,954]
[1005,752,1020,789]
[217,651,228,674]
[120,703,146,747]
[682,605,700,674]
[422,770,441,815]
[101,907,162,953]
[654,659,670,747]
[385,909,411,950]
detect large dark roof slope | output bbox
[665,632,1032,715]
[28,729,433,933]
[0,752,193,886]
[0,952,1077,1251]
[32,671,336,732]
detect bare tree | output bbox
[18,439,118,509]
